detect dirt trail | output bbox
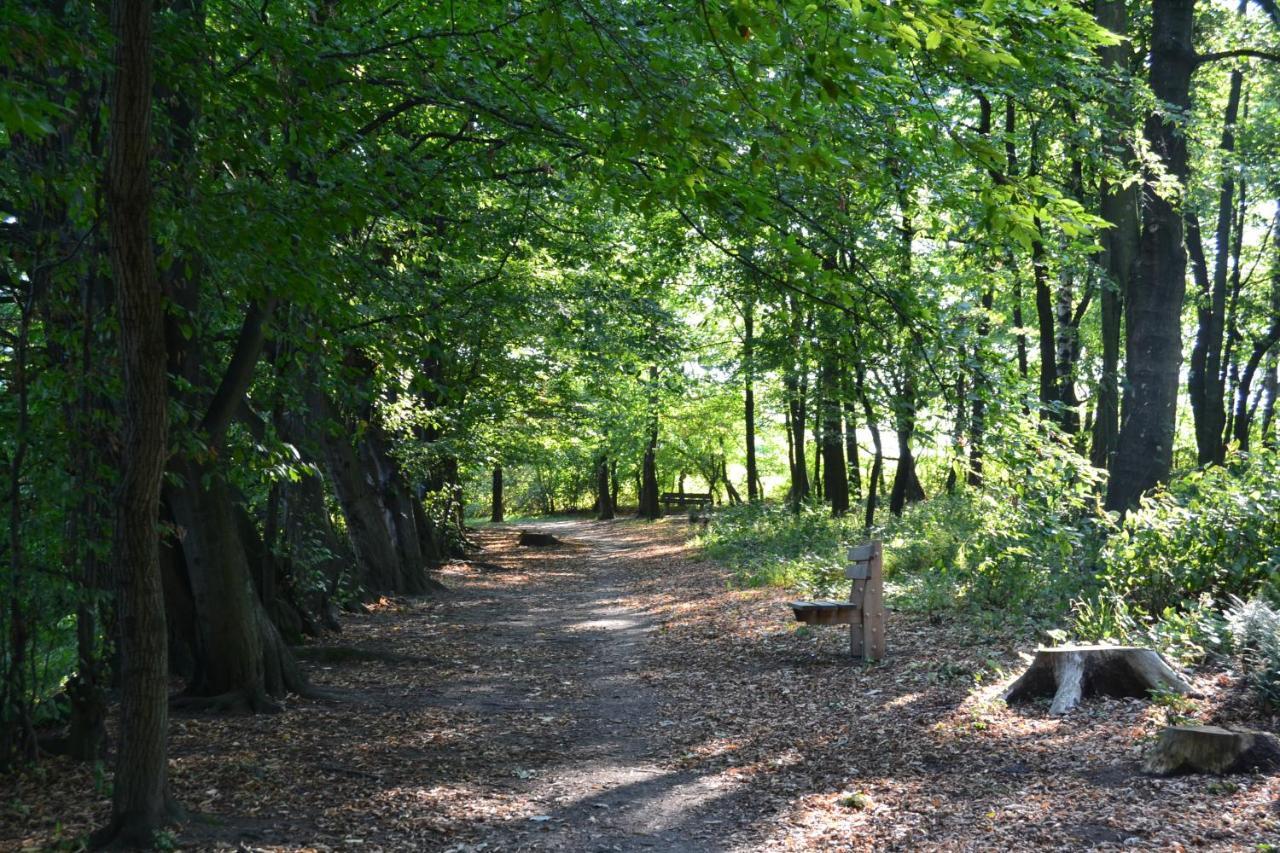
[427,518,749,851]
[6,516,1278,851]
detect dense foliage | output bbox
[3,0,1280,842]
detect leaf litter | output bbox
[2,518,1277,851]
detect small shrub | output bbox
[1097,451,1280,615]
[1224,595,1280,708]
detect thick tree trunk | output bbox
[311,391,403,592]
[857,367,883,532]
[743,300,759,503]
[889,379,925,517]
[1004,645,1190,716]
[95,0,178,838]
[491,465,504,522]
[1145,726,1280,775]
[844,397,862,501]
[596,456,614,520]
[1106,0,1196,512]
[362,428,430,594]
[166,459,306,708]
[821,358,849,516]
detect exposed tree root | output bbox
[89,794,184,849]
[172,688,283,715]
[291,644,439,665]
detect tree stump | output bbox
[1003,645,1191,715]
[1143,725,1280,775]
[517,530,560,547]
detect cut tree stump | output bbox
[1143,725,1280,775]
[517,530,560,547]
[1003,645,1191,715]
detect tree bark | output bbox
[743,298,759,503]
[1107,0,1197,512]
[95,0,178,839]
[857,365,883,532]
[1091,0,1139,473]
[843,396,862,502]
[596,456,614,520]
[1188,2,1246,467]
[1232,216,1280,449]
[491,464,504,522]
[638,367,661,520]
[820,357,849,516]
[312,391,404,593]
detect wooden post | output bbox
[846,541,885,661]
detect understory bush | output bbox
[705,442,1280,678]
[1224,596,1280,708]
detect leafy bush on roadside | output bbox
[705,444,1280,671]
[1095,452,1280,615]
[1224,596,1280,708]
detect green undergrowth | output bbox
[701,447,1280,706]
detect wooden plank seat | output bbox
[660,492,712,509]
[786,540,886,661]
[789,600,861,626]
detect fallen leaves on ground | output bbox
[2,518,1277,851]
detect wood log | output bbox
[1143,725,1280,775]
[1003,645,1191,715]
[517,530,560,547]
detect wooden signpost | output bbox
[788,540,886,661]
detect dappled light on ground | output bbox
[3,518,1277,849]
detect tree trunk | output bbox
[821,357,849,516]
[1188,7,1245,466]
[1106,0,1196,512]
[610,460,619,514]
[596,456,614,520]
[638,372,660,520]
[1032,222,1058,417]
[1004,645,1190,716]
[743,299,759,503]
[166,459,306,709]
[362,428,430,593]
[844,397,862,502]
[857,367,883,532]
[1258,354,1278,447]
[787,377,810,510]
[95,0,179,837]
[889,378,925,516]
[313,392,404,592]
[1091,0,1139,474]
[491,464,504,522]
[1232,217,1280,449]
[813,419,823,502]
[1144,726,1280,775]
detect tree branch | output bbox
[200,298,277,443]
[1196,48,1280,66]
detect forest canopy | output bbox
[3,0,1280,845]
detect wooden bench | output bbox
[788,540,886,661]
[660,492,711,510]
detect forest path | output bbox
[9,516,1277,851]
[421,517,751,851]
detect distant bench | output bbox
[660,492,711,511]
